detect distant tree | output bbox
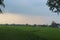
[34,24,36,27]
[50,21,58,28]
[0,0,5,13]
[26,24,29,26]
[47,0,60,15]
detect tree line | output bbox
[0,21,59,28]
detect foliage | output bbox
[50,21,59,28]
[0,0,5,13]
[47,0,60,15]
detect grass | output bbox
[0,25,60,40]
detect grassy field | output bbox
[0,25,60,40]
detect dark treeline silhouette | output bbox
[0,21,60,28]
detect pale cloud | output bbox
[0,13,54,25]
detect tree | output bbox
[47,0,60,15]
[49,21,58,28]
[0,0,5,13]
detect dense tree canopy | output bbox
[0,0,5,13]
[47,0,60,15]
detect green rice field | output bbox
[0,25,60,40]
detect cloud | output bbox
[2,0,60,24]
[0,13,54,25]
[4,0,50,16]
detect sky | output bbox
[0,0,60,25]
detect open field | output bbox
[0,25,60,40]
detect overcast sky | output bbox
[0,0,60,24]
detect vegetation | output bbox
[47,0,60,15]
[0,0,5,13]
[0,25,59,40]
